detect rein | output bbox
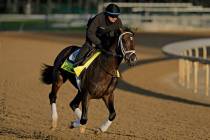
[99,48,122,58]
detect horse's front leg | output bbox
[49,70,63,130]
[96,93,116,133]
[80,92,90,133]
[69,91,82,128]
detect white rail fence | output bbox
[162,39,210,96]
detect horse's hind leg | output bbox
[69,91,82,128]
[49,70,64,129]
[97,93,116,133]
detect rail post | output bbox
[206,64,209,96]
[179,52,186,86]
[203,46,209,96]
[186,50,192,89]
[193,48,199,93]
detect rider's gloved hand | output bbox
[95,44,103,50]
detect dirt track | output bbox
[1,32,210,140]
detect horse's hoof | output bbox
[80,125,86,134]
[69,121,74,129]
[94,128,102,135]
[51,122,57,131]
[69,121,79,129]
[52,120,57,129]
[69,120,80,129]
[50,126,56,131]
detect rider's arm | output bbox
[87,16,101,46]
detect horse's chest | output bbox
[83,61,118,98]
[87,77,116,98]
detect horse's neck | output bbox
[102,55,120,69]
[100,36,122,71]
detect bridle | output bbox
[99,31,136,77]
[117,31,136,59]
[100,31,135,58]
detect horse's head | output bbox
[97,26,137,66]
[117,28,137,66]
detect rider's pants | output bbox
[74,43,92,66]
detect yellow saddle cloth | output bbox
[61,51,120,77]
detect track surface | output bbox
[1,32,210,140]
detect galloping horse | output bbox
[41,28,137,133]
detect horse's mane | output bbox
[97,26,134,52]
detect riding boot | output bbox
[74,44,91,67]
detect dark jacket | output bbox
[86,12,123,46]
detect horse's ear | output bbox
[131,27,138,34]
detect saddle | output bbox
[78,48,97,66]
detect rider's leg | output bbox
[74,44,91,66]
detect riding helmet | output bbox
[105,4,120,17]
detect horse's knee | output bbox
[109,112,116,121]
[49,93,57,104]
[69,101,79,111]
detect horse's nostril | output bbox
[128,58,137,66]
[131,55,137,62]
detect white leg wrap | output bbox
[99,119,112,132]
[74,108,82,119]
[51,103,58,120]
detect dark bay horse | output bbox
[41,28,137,133]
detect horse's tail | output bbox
[41,64,54,85]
